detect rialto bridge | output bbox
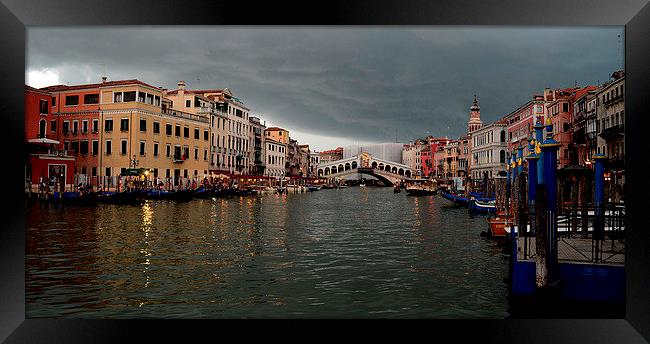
[315,152,412,186]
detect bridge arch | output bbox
[398,168,404,175]
[345,162,351,170]
[351,161,358,169]
[324,167,330,175]
[338,164,344,173]
[371,161,378,169]
[385,164,391,172]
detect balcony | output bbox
[603,94,624,107]
[605,155,625,171]
[599,124,624,140]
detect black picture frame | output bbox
[2,0,649,342]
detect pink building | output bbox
[546,86,598,168]
[504,92,550,154]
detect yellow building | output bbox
[265,127,289,145]
[97,79,211,185]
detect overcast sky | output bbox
[26,27,623,151]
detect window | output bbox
[82,120,88,133]
[123,91,136,102]
[194,148,199,160]
[62,121,70,134]
[121,140,128,155]
[194,128,199,139]
[183,147,190,159]
[52,97,56,107]
[204,149,208,161]
[65,95,79,106]
[105,141,112,155]
[186,100,191,107]
[80,141,89,155]
[140,141,146,156]
[105,167,111,176]
[140,119,147,132]
[166,123,173,136]
[39,99,48,114]
[114,92,123,102]
[153,122,160,134]
[72,121,79,134]
[84,94,99,104]
[154,95,160,106]
[166,144,171,158]
[204,130,209,141]
[91,167,97,177]
[50,120,57,132]
[92,140,98,155]
[92,119,99,132]
[70,141,79,155]
[175,125,181,137]
[120,118,129,131]
[184,127,189,138]
[153,143,159,157]
[104,119,113,132]
[138,92,145,103]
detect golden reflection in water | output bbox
[140,202,154,290]
[412,196,421,228]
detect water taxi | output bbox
[404,178,437,196]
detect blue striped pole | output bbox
[534,116,545,185]
[593,153,606,241]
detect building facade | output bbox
[25,86,76,188]
[98,80,211,185]
[470,121,508,180]
[249,116,266,175]
[265,138,286,179]
[595,71,625,202]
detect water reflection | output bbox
[26,187,509,318]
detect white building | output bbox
[265,138,286,179]
[342,143,403,164]
[470,121,508,180]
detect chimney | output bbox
[178,80,186,90]
[101,76,107,83]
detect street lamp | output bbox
[130,155,139,168]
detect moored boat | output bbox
[440,190,469,206]
[486,216,513,239]
[404,178,437,196]
[468,198,497,214]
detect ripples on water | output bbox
[26,187,509,318]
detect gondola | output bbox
[468,198,497,214]
[440,190,470,207]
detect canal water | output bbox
[26,186,510,318]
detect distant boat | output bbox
[394,184,401,193]
[321,184,336,189]
[307,185,322,192]
[338,185,348,189]
[359,183,366,187]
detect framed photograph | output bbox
[2,0,649,342]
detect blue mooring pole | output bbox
[540,118,562,275]
[534,116,545,185]
[593,153,606,244]
[526,135,539,216]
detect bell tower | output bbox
[467,95,483,134]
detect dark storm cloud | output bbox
[27,27,623,147]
